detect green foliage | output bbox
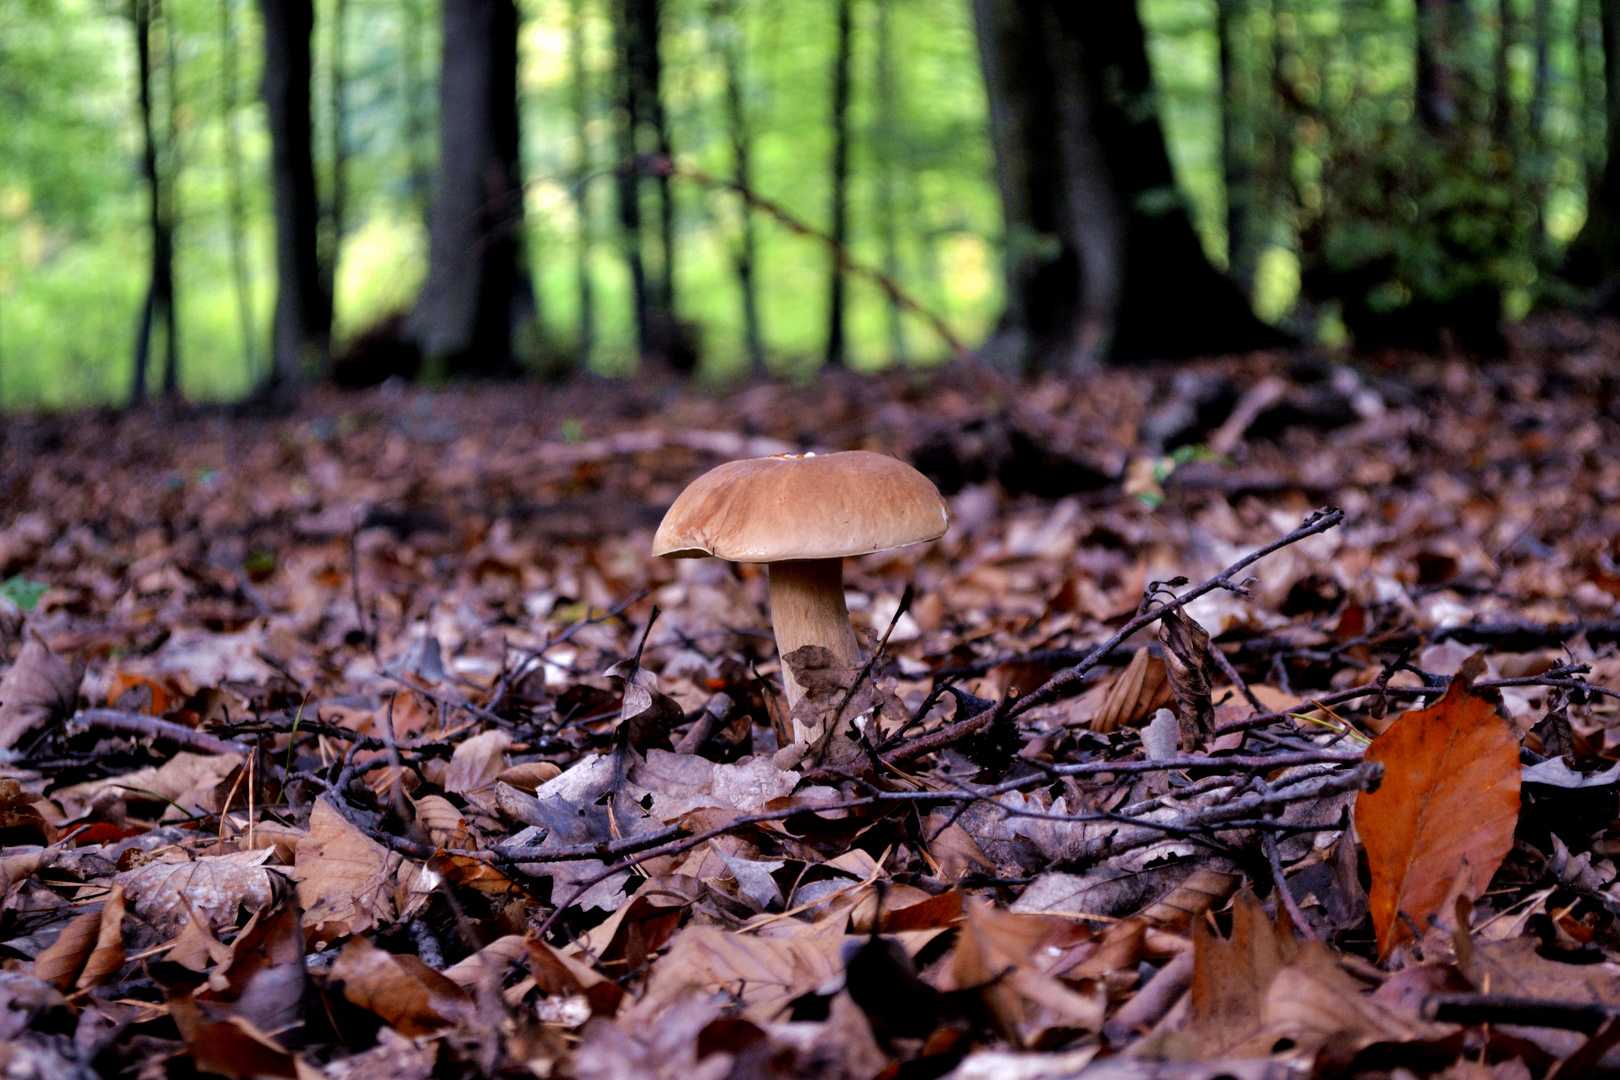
[0,575,49,612]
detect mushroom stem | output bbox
[768,558,863,708]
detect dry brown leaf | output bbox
[411,794,469,848]
[1087,646,1172,734]
[1355,673,1522,959]
[633,924,847,1025]
[169,995,297,1079]
[117,848,282,935]
[527,935,625,1016]
[329,936,473,1036]
[946,899,1106,1046]
[56,751,241,820]
[0,633,83,751]
[33,883,125,990]
[441,934,529,997]
[441,729,510,795]
[1158,607,1215,750]
[494,760,562,793]
[1182,887,1298,1055]
[294,798,401,941]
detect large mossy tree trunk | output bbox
[409,0,535,375]
[259,0,328,397]
[971,0,1284,371]
[1564,0,1620,307]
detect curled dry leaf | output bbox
[1086,646,1172,734]
[1158,606,1215,750]
[117,848,282,935]
[329,936,473,1036]
[946,899,1106,1047]
[411,794,469,848]
[32,882,125,991]
[0,632,83,751]
[1355,673,1522,959]
[494,760,561,793]
[294,798,401,940]
[441,729,511,795]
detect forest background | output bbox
[3,0,1620,408]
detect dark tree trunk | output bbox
[824,0,853,368]
[1565,0,1620,302]
[614,0,684,369]
[221,0,259,380]
[409,0,534,374]
[260,0,330,394]
[971,0,1284,370]
[1417,0,1471,136]
[570,0,594,368]
[1218,0,1259,297]
[1493,0,1518,144]
[714,0,765,375]
[402,0,431,222]
[873,0,906,364]
[322,0,348,321]
[132,0,179,406]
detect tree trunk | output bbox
[221,0,259,381]
[1565,0,1620,302]
[323,0,348,322]
[131,0,179,407]
[1219,0,1259,297]
[971,0,1283,370]
[824,0,853,368]
[402,0,431,222]
[260,0,330,395]
[873,0,906,364]
[1417,0,1470,136]
[714,0,765,375]
[161,8,181,399]
[1492,0,1518,144]
[409,0,535,374]
[614,0,684,369]
[569,0,594,368]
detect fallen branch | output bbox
[70,709,249,757]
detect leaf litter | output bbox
[4,341,1620,1077]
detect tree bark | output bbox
[1565,0,1620,303]
[569,0,594,368]
[260,0,330,395]
[714,0,765,375]
[614,0,684,369]
[873,0,906,364]
[1219,0,1259,297]
[132,0,179,407]
[221,0,259,381]
[402,0,431,223]
[971,0,1284,370]
[322,0,348,323]
[824,0,853,368]
[409,0,535,374]
[1417,0,1471,136]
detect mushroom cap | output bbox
[652,451,950,562]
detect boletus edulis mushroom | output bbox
[652,451,949,707]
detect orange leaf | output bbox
[1355,674,1521,960]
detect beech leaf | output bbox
[1354,673,1522,959]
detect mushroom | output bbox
[652,451,950,707]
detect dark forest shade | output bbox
[260,0,330,394]
[410,0,534,374]
[1565,0,1620,308]
[971,0,1284,371]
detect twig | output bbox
[1422,994,1615,1033]
[70,709,249,757]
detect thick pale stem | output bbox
[768,558,862,708]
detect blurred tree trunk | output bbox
[569,0,594,368]
[409,0,535,374]
[1417,0,1471,135]
[971,0,1283,370]
[260,0,329,396]
[614,0,684,369]
[714,0,765,375]
[824,0,853,368]
[401,0,431,223]
[322,0,348,323]
[1218,0,1259,298]
[1565,0,1620,304]
[221,0,259,381]
[131,0,179,406]
[873,0,906,364]
[1492,0,1518,144]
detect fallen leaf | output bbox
[0,632,83,750]
[1159,606,1215,749]
[117,848,282,935]
[294,798,401,940]
[441,729,510,795]
[946,899,1106,1046]
[1355,673,1522,958]
[33,882,125,990]
[329,936,473,1036]
[1086,646,1172,734]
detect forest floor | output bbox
[4,318,1620,1080]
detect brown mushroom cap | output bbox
[652,451,950,562]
